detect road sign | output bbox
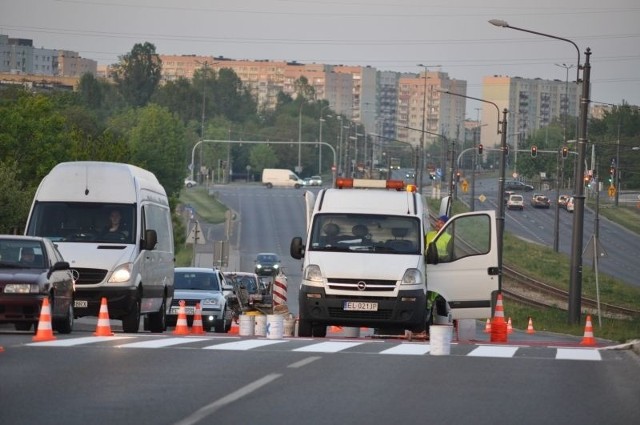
[478,194,486,203]
[186,221,206,245]
[608,186,616,197]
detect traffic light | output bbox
[456,172,461,182]
[477,144,483,155]
[504,144,509,155]
[531,145,538,158]
[561,146,568,158]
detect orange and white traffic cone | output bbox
[33,298,56,342]
[484,318,492,333]
[173,300,190,335]
[580,315,596,346]
[94,297,114,336]
[191,303,205,335]
[526,317,535,334]
[228,320,239,335]
[507,317,513,334]
[490,293,508,343]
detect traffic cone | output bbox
[173,300,190,335]
[507,317,513,334]
[191,303,205,335]
[490,293,508,342]
[484,318,492,333]
[228,320,239,335]
[580,315,596,346]
[526,317,535,334]
[33,298,56,342]
[329,326,343,334]
[94,297,114,336]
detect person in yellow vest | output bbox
[425,215,452,325]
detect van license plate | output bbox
[74,300,88,308]
[343,301,378,311]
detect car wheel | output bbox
[122,298,141,333]
[298,319,313,337]
[214,313,227,333]
[312,324,327,337]
[15,322,34,332]
[53,301,74,334]
[147,296,167,333]
[203,322,212,332]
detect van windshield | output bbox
[26,202,136,244]
[309,214,421,254]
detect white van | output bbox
[290,178,498,337]
[25,161,174,333]
[262,168,305,189]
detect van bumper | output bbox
[298,285,427,331]
[72,287,138,319]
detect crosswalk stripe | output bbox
[555,348,602,361]
[27,336,133,346]
[115,337,211,348]
[467,345,519,358]
[293,341,364,353]
[380,343,432,355]
[203,339,288,350]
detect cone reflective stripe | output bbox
[173,300,190,335]
[493,293,505,320]
[507,317,513,334]
[580,315,596,346]
[191,303,205,335]
[33,298,56,342]
[94,297,114,336]
[526,317,535,334]
[484,318,491,333]
[272,272,288,308]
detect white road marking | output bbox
[555,348,602,361]
[202,339,287,350]
[293,341,364,353]
[380,343,432,355]
[467,345,519,358]
[27,336,133,346]
[115,337,211,348]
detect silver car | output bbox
[168,267,233,332]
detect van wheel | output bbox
[298,319,312,337]
[147,297,166,333]
[266,183,273,189]
[54,302,74,334]
[312,324,327,337]
[122,299,141,333]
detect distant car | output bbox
[184,178,197,188]
[168,267,233,332]
[254,252,281,276]
[507,194,525,210]
[0,236,75,333]
[558,195,571,210]
[504,180,534,191]
[308,175,323,186]
[530,194,551,208]
[503,190,515,204]
[303,177,312,186]
[566,196,575,213]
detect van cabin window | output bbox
[432,214,492,263]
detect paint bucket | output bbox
[429,325,453,356]
[239,314,255,336]
[266,314,284,339]
[342,327,360,338]
[283,315,295,337]
[254,315,267,337]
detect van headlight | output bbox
[108,263,132,283]
[303,264,323,283]
[401,268,423,285]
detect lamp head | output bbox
[489,19,509,27]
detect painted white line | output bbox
[288,356,322,368]
[293,341,364,353]
[27,336,133,347]
[467,345,519,358]
[173,373,282,425]
[555,348,602,361]
[202,339,288,350]
[115,337,211,348]
[380,343,432,355]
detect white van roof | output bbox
[315,188,422,216]
[35,161,166,203]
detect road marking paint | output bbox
[27,336,133,346]
[293,341,364,353]
[467,345,519,358]
[288,356,322,368]
[380,344,432,355]
[115,337,211,348]
[555,348,602,361]
[202,339,287,350]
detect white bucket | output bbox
[429,325,453,356]
[239,315,255,336]
[342,327,360,338]
[266,314,284,339]
[283,315,295,337]
[254,315,267,337]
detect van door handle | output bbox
[487,267,499,276]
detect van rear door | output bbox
[426,210,499,320]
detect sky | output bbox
[2,0,639,116]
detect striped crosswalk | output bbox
[23,335,608,361]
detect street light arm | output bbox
[438,90,502,134]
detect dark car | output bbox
[530,194,551,208]
[504,180,534,191]
[0,235,75,333]
[254,252,281,276]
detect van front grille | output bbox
[73,268,108,285]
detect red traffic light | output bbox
[477,144,483,155]
[531,145,538,157]
[561,147,568,158]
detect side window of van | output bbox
[144,204,172,252]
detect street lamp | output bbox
[439,90,508,294]
[417,64,441,194]
[297,101,304,174]
[490,19,592,325]
[319,104,331,175]
[370,133,417,181]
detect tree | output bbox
[77,73,104,109]
[0,161,33,234]
[249,144,278,175]
[111,42,162,107]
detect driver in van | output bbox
[103,209,128,237]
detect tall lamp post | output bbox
[490,19,591,325]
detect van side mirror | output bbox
[290,237,305,259]
[143,229,158,250]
